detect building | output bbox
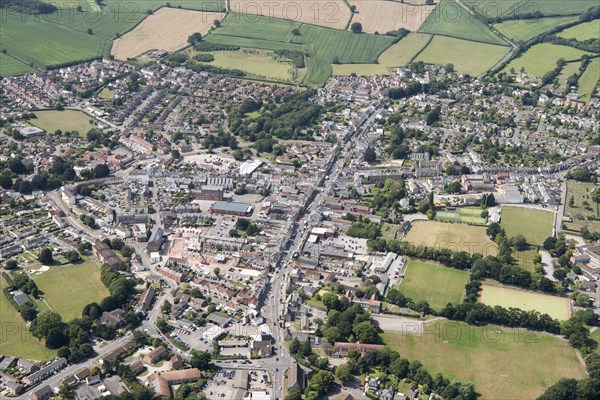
[136,287,156,313]
[210,201,253,216]
[101,308,126,327]
[23,358,67,385]
[160,266,184,283]
[202,326,225,342]
[206,312,232,327]
[99,339,136,365]
[30,385,53,400]
[6,381,24,395]
[192,186,224,201]
[574,243,600,275]
[333,342,385,357]
[143,346,167,365]
[18,359,39,374]
[287,362,306,391]
[375,252,397,273]
[147,369,202,398]
[148,227,164,253]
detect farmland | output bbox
[419,0,507,45]
[556,61,582,89]
[500,206,554,245]
[415,35,509,75]
[30,110,97,137]
[397,260,470,310]
[230,0,351,30]
[0,53,35,77]
[478,283,571,320]
[559,20,600,41]
[462,0,595,18]
[564,179,600,232]
[205,13,394,85]
[494,15,579,42]
[196,49,295,81]
[577,57,600,102]
[30,261,110,322]
[405,220,498,256]
[383,320,586,400]
[0,275,57,361]
[503,43,591,77]
[332,33,432,76]
[111,8,225,60]
[348,0,436,33]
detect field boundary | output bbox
[407,33,433,64]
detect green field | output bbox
[398,260,470,310]
[557,61,582,88]
[463,0,595,17]
[494,15,579,42]
[591,328,600,353]
[381,223,399,240]
[405,220,498,256]
[564,179,600,232]
[98,87,116,99]
[0,275,57,361]
[435,206,487,225]
[196,49,295,81]
[206,13,394,85]
[0,53,36,77]
[558,20,600,41]
[0,1,225,74]
[383,319,586,400]
[479,283,570,320]
[31,261,110,321]
[332,33,432,76]
[512,248,539,272]
[415,35,509,76]
[30,110,97,136]
[500,206,554,245]
[419,0,507,45]
[503,43,591,77]
[577,57,600,102]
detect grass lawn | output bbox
[397,260,469,310]
[419,0,507,45]
[98,87,116,99]
[590,329,600,353]
[436,206,487,225]
[500,206,554,245]
[405,220,497,256]
[558,20,600,41]
[502,43,591,77]
[564,179,600,233]
[415,35,509,76]
[198,49,294,81]
[494,15,579,42]
[512,248,539,273]
[479,283,570,320]
[30,110,96,137]
[557,61,582,89]
[381,223,398,240]
[332,33,432,76]
[577,57,600,102]
[382,319,586,400]
[30,261,110,321]
[0,275,57,361]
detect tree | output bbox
[38,248,54,265]
[284,388,302,400]
[592,189,600,217]
[511,234,528,251]
[350,22,363,33]
[188,32,203,45]
[0,172,13,189]
[30,311,67,348]
[291,28,301,36]
[111,238,124,250]
[289,337,301,355]
[309,370,334,395]
[323,326,341,344]
[543,236,557,250]
[162,300,172,314]
[569,195,575,207]
[20,304,38,321]
[363,147,376,163]
[213,267,220,277]
[87,28,93,35]
[213,19,221,27]
[92,163,110,178]
[353,321,379,343]
[426,106,441,126]
[486,223,504,240]
[190,349,212,369]
[335,362,354,383]
[4,259,18,270]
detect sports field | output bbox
[0,275,57,361]
[30,261,110,321]
[398,260,469,310]
[383,319,586,399]
[405,220,497,256]
[479,283,570,320]
[500,206,554,245]
[577,57,600,102]
[503,43,591,77]
[348,0,436,33]
[558,20,600,41]
[564,179,600,232]
[111,8,224,60]
[415,35,509,76]
[435,206,487,225]
[419,0,506,45]
[494,15,579,42]
[30,110,97,137]
[332,33,431,76]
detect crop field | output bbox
[230,0,351,30]
[405,220,498,256]
[0,53,35,77]
[415,35,509,76]
[206,13,393,85]
[383,319,586,400]
[557,61,582,89]
[397,260,469,310]
[111,8,224,59]
[200,50,294,80]
[30,261,110,321]
[479,283,570,320]
[494,15,579,42]
[30,110,97,136]
[348,0,436,33]
[559,20,600,41]
[577,57,600,102]
[500,206,554,245]
[564,179,600,232]
[332,33,432,76]
[435,206,487,225]
[503,43,591,77]
[462,0,595,18]
[419,0,506,45]
[0,275,57,361]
